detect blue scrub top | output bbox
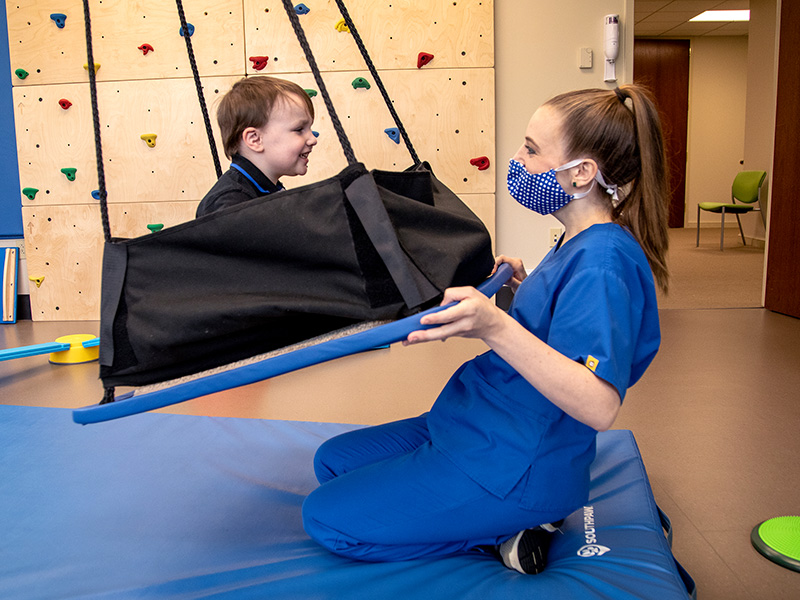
[427,223,660,513]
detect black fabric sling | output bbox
[95,0,494,391]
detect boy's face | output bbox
[255,94,317,183]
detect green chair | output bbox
[696,170,767,250]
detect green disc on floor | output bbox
[751,516,800,572]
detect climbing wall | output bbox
[7,1,495,320]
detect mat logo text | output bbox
[578,505,611,557]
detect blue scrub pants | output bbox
[301,415,561,562]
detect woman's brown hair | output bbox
[544,85,670,293]
[217,76,315,159]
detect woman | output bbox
[302,84,669,574]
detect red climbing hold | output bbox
[58,99,72,110]
[138,44,154,55]
[249,56,269,71]
[417,52,434,69]
[470,156,490,171]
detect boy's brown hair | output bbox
[217,76,314,159]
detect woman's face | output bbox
[512,105,568,175]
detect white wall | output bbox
[494,0,634,267]
[686,36,749,228]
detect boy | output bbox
[196,76,317,217]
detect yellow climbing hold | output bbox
[140,133,157,148]
[335,18,350,33]
[29,276,45,288]
[83,63,101,74]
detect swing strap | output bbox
[280,0,357,165]
[176,0,223,179]
[332,0,420,165]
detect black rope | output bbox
[280,0,357,165]
[81,0,111,244]
[176,0,223,179]
[81,1,116,405]
[333,0,420,165]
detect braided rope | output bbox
[81,0,116,404]
[81,0,111,244]
[333,0,420,165]
[280,0,357,165]
[176,0,223,178]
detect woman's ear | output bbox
[241,127,263,153]
[571,159,599,188]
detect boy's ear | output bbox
[241,127,264,152]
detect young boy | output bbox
[196,76,317,217]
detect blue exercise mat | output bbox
[73,264,512,425]
[1,405,694,599]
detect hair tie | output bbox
[614,87,627,103]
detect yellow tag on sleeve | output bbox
[586,355,599,372]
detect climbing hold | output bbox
[60,168,77,181]
[22,188,39,200]
[179,23,195,37]
[351,77,371,90]
[14,69,29,80]
[312,131,319,138]
[384,128,401,144]
[29,276,44,288]
[305,89,318,98]
[58,99,72,110]
[140,133,157,148]
[50,13,67,28]
[91,190,101,200]
[83,63,100,74]
[49,13,67,28]
[335,18,350,33]
[147,224,164,233]
[249,56,269,71]
[470,156,491,171]
[295,4,310,15]
[417,52,435,69]
[138,43,154,55]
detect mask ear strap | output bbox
[594,171,619,202]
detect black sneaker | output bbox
[497,522,562,574]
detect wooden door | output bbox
[764,0,800,318]
[633,39,690,228]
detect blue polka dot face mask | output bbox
[507,158,593,215]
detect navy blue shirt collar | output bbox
[230,154,285,195]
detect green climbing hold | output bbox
[305,89,318,98]
[60,168,77,181]
[351,77,371,90]
[22,187,39,200]
[147,224,164,233]
[15,69,29,80]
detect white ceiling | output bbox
[635,0,750,37]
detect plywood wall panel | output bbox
[22,202,198,320]
[15,76,239,206]
[245,0,493,75]
[7,0,245,86]
[282,68,495,195]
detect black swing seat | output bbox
[99,161,495,389]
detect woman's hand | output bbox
[403,286,508,346]
[494,255,526,291]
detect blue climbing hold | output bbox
[179,23,195,37]
[384,128,400,144]
[50,13,67,28]
[91,190,101,200]
[294,4,310,15]
[312,131,320,138]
